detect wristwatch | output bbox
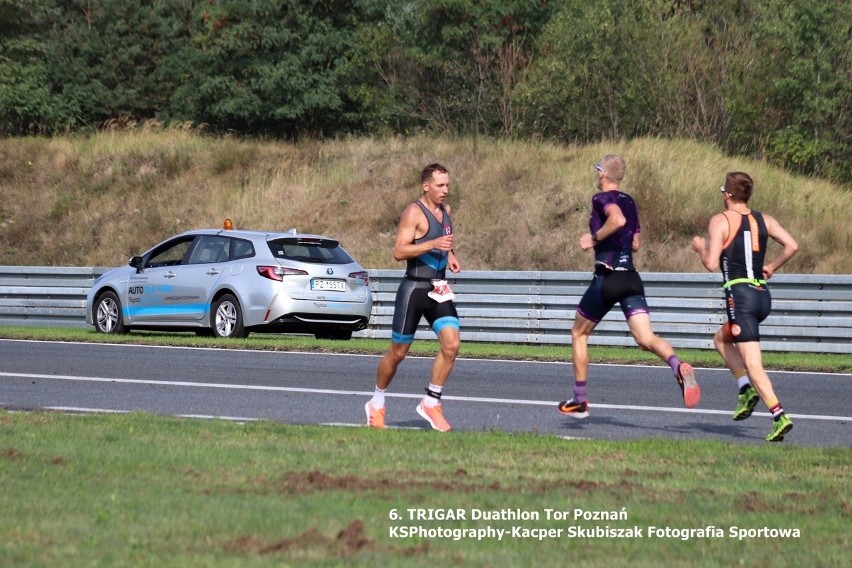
[592,232,599,243]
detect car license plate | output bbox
[310,279,346,292]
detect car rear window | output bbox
[268,237,354,264]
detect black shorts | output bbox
[724,283,771,342]
[576,269,649,323]
[391,278,459,344]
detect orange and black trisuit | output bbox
[719,211,770,342]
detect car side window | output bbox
[188,236,232,264]
[232,238,255,260]
[146,237,195,268]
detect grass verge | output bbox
[1,325,850,373]
[0,411,848,567]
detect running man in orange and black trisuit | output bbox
[691,171,798,442]
[558,154,700,419]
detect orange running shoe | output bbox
[416,401,451,432]
[676,363,701,408]
[365,401,386,429]
[557,398,589,418]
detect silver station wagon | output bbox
[86,223,372,339]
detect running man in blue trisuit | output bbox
[559,154,700,418]
[365,163,461,432]
[691,172,798,441]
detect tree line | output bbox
[1,0,849,184]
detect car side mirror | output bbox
[129,256,143,273]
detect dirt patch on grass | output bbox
[739,491,795,513]
[223,519,372,558]
[1,447,23,460]
[234,469,648,498]
[262,469,483,493]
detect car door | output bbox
[126,236,196,323]
[171,235,232,321]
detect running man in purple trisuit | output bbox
[559,154,700,418]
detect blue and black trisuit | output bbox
[391,202,460,344]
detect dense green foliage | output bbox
[0,0,849,183]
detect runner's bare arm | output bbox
[392,204,454,261]
[762,214,798,279]
[691,213,728,272]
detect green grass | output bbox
[0,411,848,567]
[2,325,850,373]
[1,328,849,565]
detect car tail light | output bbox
[256,265,308,281]
[349,271,370,286]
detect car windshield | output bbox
[268,237,354,264]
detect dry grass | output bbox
[1,130,848,273]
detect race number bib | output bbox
[428,280,456,303]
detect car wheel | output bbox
[93,291,128,334]
[314,330,353,341]
[210,294,249,339]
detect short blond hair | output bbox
[599,154,626,182]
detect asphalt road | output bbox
[1,339,849,447]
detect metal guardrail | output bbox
[1,266,850,353]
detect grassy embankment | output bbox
[1,130,849,273]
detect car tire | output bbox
[93,291,128,334]
[314,330,353,341]
[210,294,249,339]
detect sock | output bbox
[370,386,386,409]
[423,383,443,408]
[667,355,681,378]
[736,374,752,394]
[573,380,588,403]
[769,402,784,420]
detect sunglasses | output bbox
[595,163,605,173]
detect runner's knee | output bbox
[440,335,460,358]
[387,343,409,364]
[572,325,592,343]
[713,329,728,352]
[632,331,656,351]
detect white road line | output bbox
[44,406,127,414]
[2,371,849,422]
[4,339,851,377]
[177,414,259,423]
[40,407,260,423]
